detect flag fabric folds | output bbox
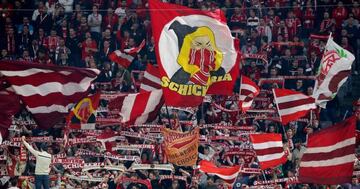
[109,39,146,68]
[312,37,355,108]
[298,116,356,185]
[140,64,161,92]
[67,92,100,130]
[273,88,316,125]
[0,88,21,142]
[0,61,100,129]
[162,127,199,166]
[198,160,240,184]
[149,0,239,107]
[250,133,287,170]
[108,89,164,124]
[239,75,260,113]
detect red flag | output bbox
[140,64,161,92]
[239,75,260,113]
[198,160,240,184]
[109,39,146,68]
[250,133,287,170]
[67,92,100,130]
[299,116,356,184]
[273,88,316,125]
[0,61,100,129]
[108,89,164,124]
[149,0,239,107]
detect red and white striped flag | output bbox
[198,160,241,184]
[299,116,356,185]
[109,39,146,68]
[239,75,260,113]
[108,89,164,124]
[140,64,161,92]
[273,88,316,125]
[124,39,146,54]
[0,61,100,129]
[250,133,287,170]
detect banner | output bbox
[149,0,239,107]
[112,144,155,151]
[82,162,126,172]
[75,149,140,161]
[129,164,174,172]
[254,177,299,185]
[117,177,152,189]
[52,158,85,169]
[159,175,187,182]
[312,37,355,108]
[242,54,268,64]
[67,136,97,145]
[162,127,199,166]
[66,175,103,182]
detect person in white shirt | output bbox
[198,145,215,161]
[88,5,102,34]
[22,136,52,189]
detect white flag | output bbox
[312,37,355,108]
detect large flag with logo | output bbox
[66,92,100,130]
[0,61,100,129]
[149,0,239,107]
[161,127,199,166]
[312,37,355,108]
[298,116,356,184]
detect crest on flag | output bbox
[68,93,100,130]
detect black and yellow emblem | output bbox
[72,97,96,124]
[161,21,231,96]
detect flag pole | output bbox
[343,110,349,120]
[310,109,313,126]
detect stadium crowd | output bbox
[0,0,359,188]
